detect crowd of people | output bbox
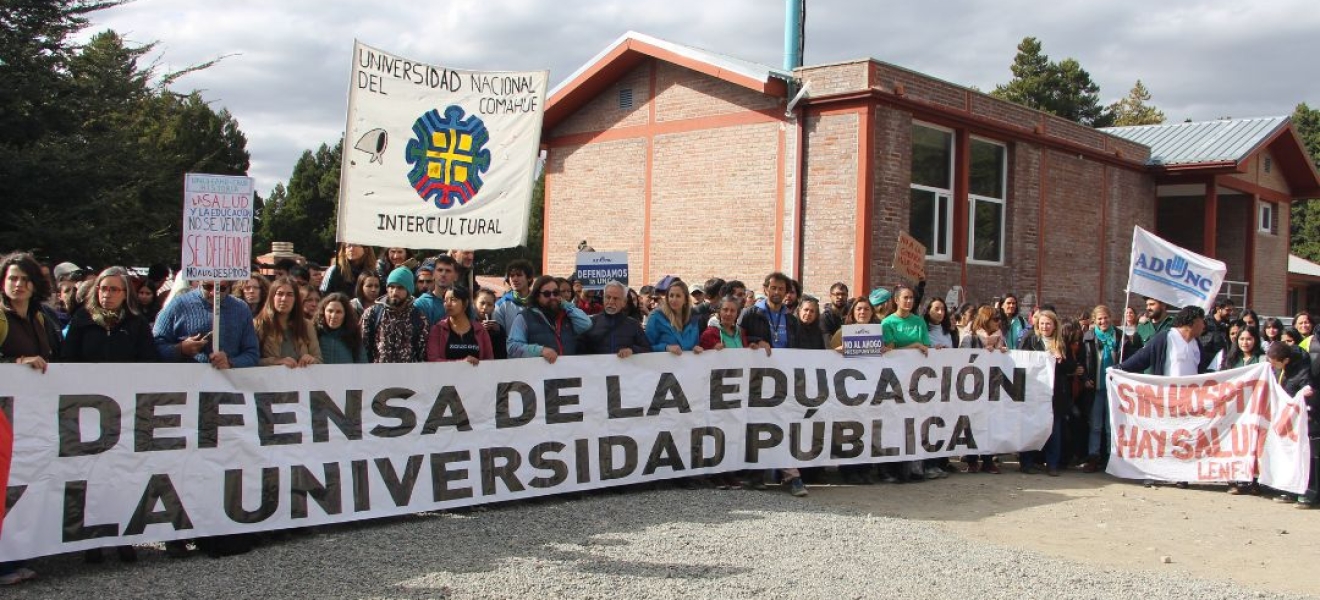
[2,244,1318,584]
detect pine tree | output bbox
[1108,80,1166,127]
[1289,103,1320,261]
[991,37,1113,127]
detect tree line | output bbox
[1,7,1312,269]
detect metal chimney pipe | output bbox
[784,0,804,71]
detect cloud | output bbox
[83,0,1320,193]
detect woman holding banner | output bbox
[426,286,494,364]
[1017,310,1074,476]
[0,252,60,584]
[1079,305,1136,473]
[254,277,322,368]
[62,267,156,563]
[959,305,1007,474]
[646,277,704,355]
[830,297,881,352]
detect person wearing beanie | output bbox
[360,266,429,363]
[869,286,896,320]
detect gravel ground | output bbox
[12,485,1316,600]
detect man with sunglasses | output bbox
[153,280,259,369]
[507,275,591,362]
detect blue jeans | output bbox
[1088,385,1109,457]
[1044,413,1067,469]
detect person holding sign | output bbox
[829,297,881,352]
[646,276,704,355]
[254,277,322,368]
[1265,342,1317,506]
[152,280,259,369]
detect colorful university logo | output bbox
[404,106,492,209]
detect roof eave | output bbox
[543,34,789,135]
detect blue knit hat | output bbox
[387,266,415,296]
[869,286,892,306]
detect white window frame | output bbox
[910,121,955,261]
[910,185,953,261]
[1258,201,1275,235]
[966,137,1007,265]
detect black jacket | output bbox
[580,312,650,355]
[62,307,158,362]
[1018,333,1077,414]
[739,303,805,348]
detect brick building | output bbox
[541,32,1319,316]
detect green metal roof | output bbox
[1102,116,1288,167]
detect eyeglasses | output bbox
[200,283,232,292]
[97,285,125,293]
[540,289,559,298]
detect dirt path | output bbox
[811,468,1320,598]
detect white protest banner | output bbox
[892,231,927,282]
[1106,363,1310,492]
[181,174,254,281]
[0,348,1052,560]
[336,40,548,250]
[1127,226,1227,310]
[575,252,629,290]
[841,324,885,357]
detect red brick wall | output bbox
[799,110,860,296]
[653,61,781,121]
[1214,195,1251,281]
[543,138,648,278]
[1254,200,1288,313]
[544,60,786,287]
[649,123,781,285]
[551,63,651,138]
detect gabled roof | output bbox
[1102,117,1286,167]
[544,31,791,133]
[1103,117,1320,197]
[1290,254,1320,282]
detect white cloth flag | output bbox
[1106,363,1311,493]
[1127,225,1227,310]
[337,40,547,249]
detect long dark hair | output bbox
[254,277,313,347]
[1225,326,1262,367]
[1261,318,1285,343]
[316,292,361,350]
[922,297,952,336]
[0,252,50,314]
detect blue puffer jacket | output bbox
[645,311,702,351]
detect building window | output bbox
[968,138,1006,264]
[618,87,634,109]
[1258,201,1277,235]
[909,123,954,260]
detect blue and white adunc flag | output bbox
[1127,226,1227,311]
[337,40,547,250]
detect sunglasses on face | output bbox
[540,289,559,298]
[200,283,231,292]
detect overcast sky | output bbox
[85,0,1319,194]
